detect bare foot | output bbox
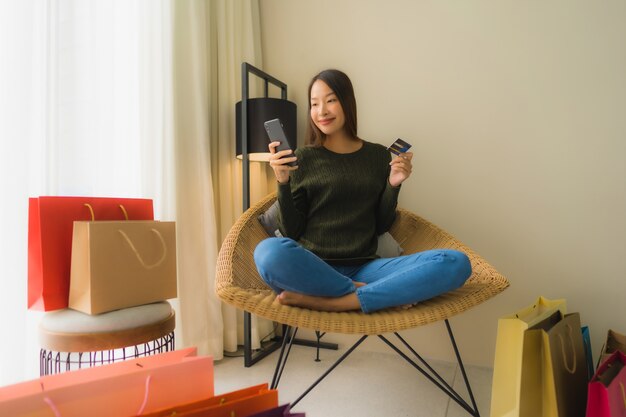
[277,291,361,312]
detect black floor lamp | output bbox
[236,62,337,367]
[236,62,296,367]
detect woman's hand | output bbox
[268,141,298,184]
[389,152,413,187]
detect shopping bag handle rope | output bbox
[40,383,61,417]
[43,397,61,417]
[119,204,129,220]
[118,228,167,269]
[83,203,129,221]
[558,324,577,374]
[621,382,626,409]
[514,303,538,319]
[136,374,152,415]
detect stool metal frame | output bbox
[40,331,175,376]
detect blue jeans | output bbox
[253,237,472,313]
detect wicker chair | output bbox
[216,192,509,416]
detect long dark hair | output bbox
[306,69,358,147]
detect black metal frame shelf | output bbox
[239,62,338,367]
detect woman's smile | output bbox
[317,117,335,126]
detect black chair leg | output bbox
[291,335,368,407]
[272,320,480,416]
[379,320,480,416]
[445,319,480,415]
[393,332,466,405]
[271,326,299,389]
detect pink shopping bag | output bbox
[0,348,214,417]
[586,350,626,417]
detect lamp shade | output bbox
[236,97,297,161]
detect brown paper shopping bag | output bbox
[543,313,588,417]
[598,329,626,369]
[69,220,177,314]
[490,296,566,417]
[522,313,588,417]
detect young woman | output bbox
[253,69,471,313]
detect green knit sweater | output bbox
[277,140,400,264]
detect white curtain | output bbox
[0,0,175,385]
[170,0,225,357]
[0,0,270,386]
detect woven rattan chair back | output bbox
[216,192,509,335]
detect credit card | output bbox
[387,138,412,156]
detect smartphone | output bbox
[387,138,412,156]
[264,118,296,166]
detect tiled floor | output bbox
[214,340,493,417]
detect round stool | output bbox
[39,301,175,375]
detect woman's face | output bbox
[310,79,345,137]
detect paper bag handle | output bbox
[216,396,235,416]
[136,374,152,415]
[118,228,167,269]
[44,397,61,417]
[40,382,62,417]
[558,324,577,374]
[83,203,130,221]
[118,204,129,220]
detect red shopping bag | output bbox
[173,386,278,417]
[141,383,272,417]
[586,351,626,417]
[28,196,153,311]
[0,348,215,417]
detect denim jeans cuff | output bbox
[355,287,370,313]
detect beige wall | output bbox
[258,0,626,367]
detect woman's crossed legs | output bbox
[253,237,472,313]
